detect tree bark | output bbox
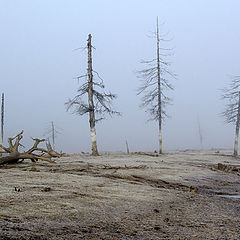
[1,93,4,141]
[126,140,130,154]
[46,138,62,158]
[234,91,240,156]
[87,34,99,156]
[0,93,4,156]
[156,18,162,154]
[0,131,61,165]
[51,121,55,150]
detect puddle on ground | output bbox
[221,195,240,199]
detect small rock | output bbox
[30,166,39,172]
[14,187,21,192]
[154,225,166,232]
[41,187,51,192]
[164,217,170,222]
[190,186,198,193]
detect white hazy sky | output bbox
[1,0,240,153]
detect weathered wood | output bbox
[0,131,61,165]
[87,34,99,156]
[234,92,240,156]
[0,155,20,165]
[221,77,240,157]
[134,152,160,157]
[126,140,130,154]
[137,18,175,155]
[217,163,240,173]
[46,139,62,158]
[0,93,4,156]
[156,18,162,154]
[65,34,120,156]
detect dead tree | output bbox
[125,140,130,154]
[221,76,240,156]
[137,18,176,154]
[1,93,4,142]
[197,117,203,150]
[0,131,62,165]
[66,34,120,156]
[43,121,61,150]
[0,93,4,156]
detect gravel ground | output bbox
[0,150,240,239]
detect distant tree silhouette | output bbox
[43,121,62,150]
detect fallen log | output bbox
[0,131,63,165]
[45,138,62,158]
[217,163,240,173]
[134,152,160,157]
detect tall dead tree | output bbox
[197,117,203,149]
[137,18,175,154]
[66,34,120,156]
[0,93,4,156]
[222,76,240,156]
[87,34,98,155]
[1,93,4,141]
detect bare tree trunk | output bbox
[197,116,203,150]
[51,121,55,150]
[234,91,240,156]
[156,18,162,154]
[126,140,130,154]
[1,93,4,141]
[87,34,99,156]
[0,93,4,156]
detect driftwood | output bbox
[0,131,62,165]
[217,163,240,173]
[45,138,62,158]
[134,152,160,157]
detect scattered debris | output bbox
[41,187,51,192]
[134,152,160,157]
[14,187,21,192]
[190,186,198,193]
[217,163,240,173]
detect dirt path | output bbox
[0,151,240,239]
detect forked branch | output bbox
[0,131,63,165]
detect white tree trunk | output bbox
[90,126,98,155]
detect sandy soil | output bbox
[0,150,240,239]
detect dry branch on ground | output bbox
[0,131,62,165]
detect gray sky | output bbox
[1,0,240,153]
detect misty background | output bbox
[0,0,239,153]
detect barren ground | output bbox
[0,150,240,239]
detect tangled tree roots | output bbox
[0,131,62,165]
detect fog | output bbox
[0,0,239,153]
